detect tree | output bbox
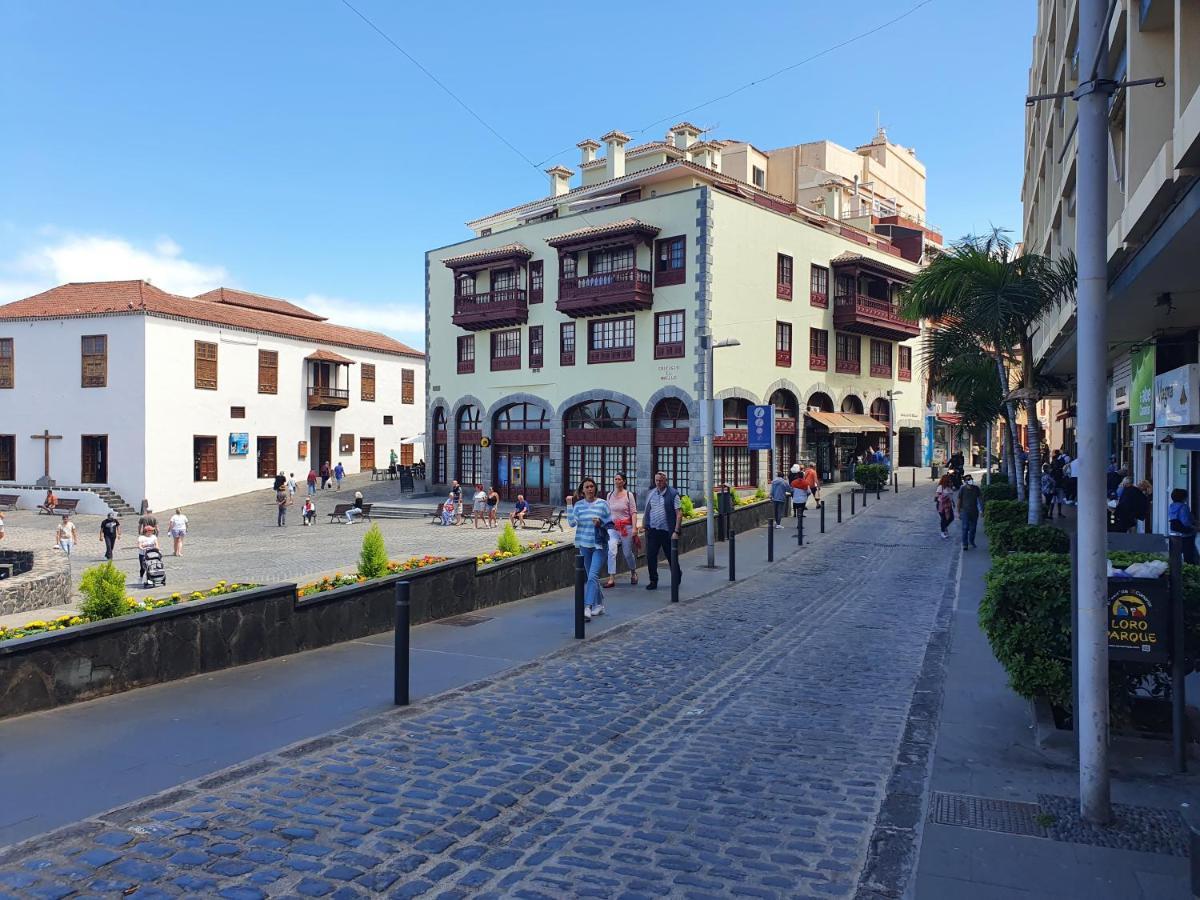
[901,231,1076,524]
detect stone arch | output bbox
[450,394,487,488]
[801,381,837,410]
[713,386,760,404]
[840,394,864,415]
[429,397,451,488]
[556,388,644,422]
[558,390,643,496]
[486,393,554,502]
[485,392,552,423]
[805,391,835,413]
[645,387,697,496]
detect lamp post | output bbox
[703,335,741,568]
[887,389,903,468]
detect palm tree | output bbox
[900,231,1076,524]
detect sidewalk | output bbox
[913,510,1193,898]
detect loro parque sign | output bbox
[1107,580,1169,663]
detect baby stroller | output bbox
[142,547,167,588]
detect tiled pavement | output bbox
[0,487,955,898]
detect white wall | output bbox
[0,314,147,506]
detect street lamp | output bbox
[703,335,741,568]
[887,389,903,468]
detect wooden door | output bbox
[257,436,277,479]
[359,437,375,471]
[400,444,414,466]
[81,435,107,483]
[193,436,218,482]
[0,435,14,480]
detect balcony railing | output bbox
[776,282,793,301]
[457,358,475,374]
[557,268,653,316]
[307,385,349,411]
[870,363,893,378]
[899,367,912,382]
[452,288,528,331]
[776,349,792,367]
[491,354,521,372]
[810,291,828,308]
[588,346,635,365]
[810,354,828,371]
[832,293,920,340]
[655,341,684,360]
[835,358,860,375]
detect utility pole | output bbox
[702,331,715,568]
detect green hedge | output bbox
[983,500,1027,553]
[991,523,1070,555]
[982,482,1017,503]
[988,473,1009,485]
[855,463,889,491]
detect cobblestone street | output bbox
[0,489,954,898]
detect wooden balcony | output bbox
[832,293,920,341]
[307,386,349,411]
[810,354,828,371]
[776,282,793,301]
[835,358,860,375]
[810,291,828,308]
[452,289,528,331]
[776,349,792,367]
[870,363,893,379]
[899,367,912,382]
[556,268,653,317]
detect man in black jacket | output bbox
[643,471,683,590]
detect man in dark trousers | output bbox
[642,470,683,590]
[958,474,983,549]
[100,512,121,560]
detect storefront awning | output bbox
[1170,434,1200,451]
[1055,405,1076,421]
[805,411,887,433]
[935,413,962,425]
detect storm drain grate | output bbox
[440,613,494,627]
[930,792,1046,837]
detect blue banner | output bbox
[748,405,774,450]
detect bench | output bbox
[428,501,467,525]
[39,498,80,515]
[328,503,372,523]
[0,494,18,511]
[523,504,564,532]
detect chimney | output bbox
[689,141,722,173]
[601,129,630,180]
[577,139,600,167]
[669,121,701,150]
[546,165,574,197]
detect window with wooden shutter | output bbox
[0,338,11,389]
[258,349,278,394]
[402,368,415,404]
[81,335,107,387]
[361,363,376,401]
[195,341,218,390]
[776,254,793,300]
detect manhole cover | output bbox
[930,792,1045,837]
[440,613,493,627]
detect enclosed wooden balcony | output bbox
[452,288,528,331]
[547,218,659,318]
[833,293,920,341]
[557,268,653,317]
[307,385,350,411]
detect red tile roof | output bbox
[442,242,534,269]
[306,348,356,364]
[545,218,661,248]
[0,281,422,358]
[194,287,326,321]
[829,252,916,279]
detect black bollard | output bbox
[876,483,882,501]
[837,493,843,524]
[894,473,898,494]
[863,489,868,509]
[394,581,410,706]
[796,507,805,546]
[819,500,825,534]
[574,552,586,639]
[728,527,736,581]
[670,535,680,603]
[767,516,774,562]
[851,490,856,515]
[912,468,916,488]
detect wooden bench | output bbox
[428,501,468,525]
[0,494,18,511]
[524,504,564,532]
[39,498,80,515]
[328,502,372,523]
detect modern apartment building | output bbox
[426,124,928,502]
[1025,0,1200,531]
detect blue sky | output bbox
[0,1,1034,348]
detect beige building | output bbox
[1025,0,1200,530]
[426,124,929,503]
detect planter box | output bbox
[1030,696,1200,764]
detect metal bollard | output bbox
[863,489,868,509]
[819,500,825,534]
[876,484,882,501]
[894,473,898,493]
[1182,802,1200,895]
[728,527,736,581]
[767,516,774,562]
[851,490,856,515]
[670,535,680,603]
[912,468,916,488]
[796,507,805,546]
[574,552,586,639]
[394,581,410,706]
[837,493,842,524]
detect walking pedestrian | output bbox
[56,514,77,556]
[450,480,463,524]
[566,477,612,618]
[790,464,810,517]
[769,470,789,528]
[1113,479,1151,533]
[471,484,488,528]
[935,474,955,540]
[307,468,318,496]
[0,509,5,542]
[99,512,120,560]
[1067,453,1081,504]
[344,491,366,523]
[1169,489,1200,565]
[487,486,501,528]
[1040,464,1056,520]
[287,472,297,498]
[803,459,821,506]
[334,461,345,491]
[642,470,683,592]
[321,461,332,490]
[137,524,158,578]
[604,473,638,588]
[273,471,286,492]
[137,507,157,537]
[276,486,289,527]
[958,474,982,549]
[167,508,188,556]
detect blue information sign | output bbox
[747,404,774,450]
[229,433,249,456]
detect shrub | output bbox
[681,495,696,519]
[982,482,1017,503]
[79,562,129,620]
[1006,524,1070,554]
[497,523,521,555]
[357,524,389,579]
[854,463,889,491]
[989,473,1010,485]
[753,485,767,501]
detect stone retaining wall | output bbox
[0,502,770,719]
[0,550,71,617]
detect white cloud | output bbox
[302,293,425,345]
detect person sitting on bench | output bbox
[44,489,58,512]
[344,491,366,523]
[302,496,316,526]
[441,495,456,526]
[510,494,529,528]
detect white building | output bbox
[0,281,425,511]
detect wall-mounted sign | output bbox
[481,436,492,448]
[747,405,774,450]
[298,440,308,459]
[1130,345,1155,424]
[1107,579,1169,662]
[1154,364,1200,427]
[229,433,249,456]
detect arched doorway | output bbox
[804,392,836,480]
[493,402,550,502]
[433,407,448,485]
[769,390,799,475]
[652,398,690,493]
[714,397,757,488]
[806,392,834,413]
[456,405,482,486]
[869,397,891,423]
[563,399,637,495]
[841,394,864,414]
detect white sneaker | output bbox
[593,603,605,616]
[584,606,594,620]
[774,523,784,529]
[940,532,949,540]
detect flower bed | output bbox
[0,580,255,643]
[477,540,558,568]
[297,555,449,598]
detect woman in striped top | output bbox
[566,477,611,619]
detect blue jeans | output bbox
[961,513,978,547]
[580,545,605,609]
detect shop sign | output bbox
[1130,345,1155,424]
[1107,579,1170,663]
[228,433,249,456]
[1111,380,1129,412]
[1154,364,1200,427]
[747,405,773,450]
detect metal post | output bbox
[796,507,804,546]
[393,581,410,706]
[851,490,856,515]
[837,493,842,523]
[819,500,825,534]
[574,551,585,639]
[985,421,993,486]
[670,534,680,603]
[703,335,716,569]
[863,488,868,509]
[767,515,774,562]
[728,527,736,581]
[876,483,882,501]
[894,473,899,494]
[1170,537,1187,773]
[1075,0,1112,825]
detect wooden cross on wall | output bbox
[30,429,62,479]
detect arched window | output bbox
[870,398,891,424]
[493,402,550,502]
[564,399,637,495]
[456,404,482,486]
[652,398,690,493]
[714,397,757,488]
[841,395,863,415]
[770,389,799,474]
[494,403,549,432]
[806,392,834,413]
[433,407,448,485]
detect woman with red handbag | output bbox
[604,473,639,588]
